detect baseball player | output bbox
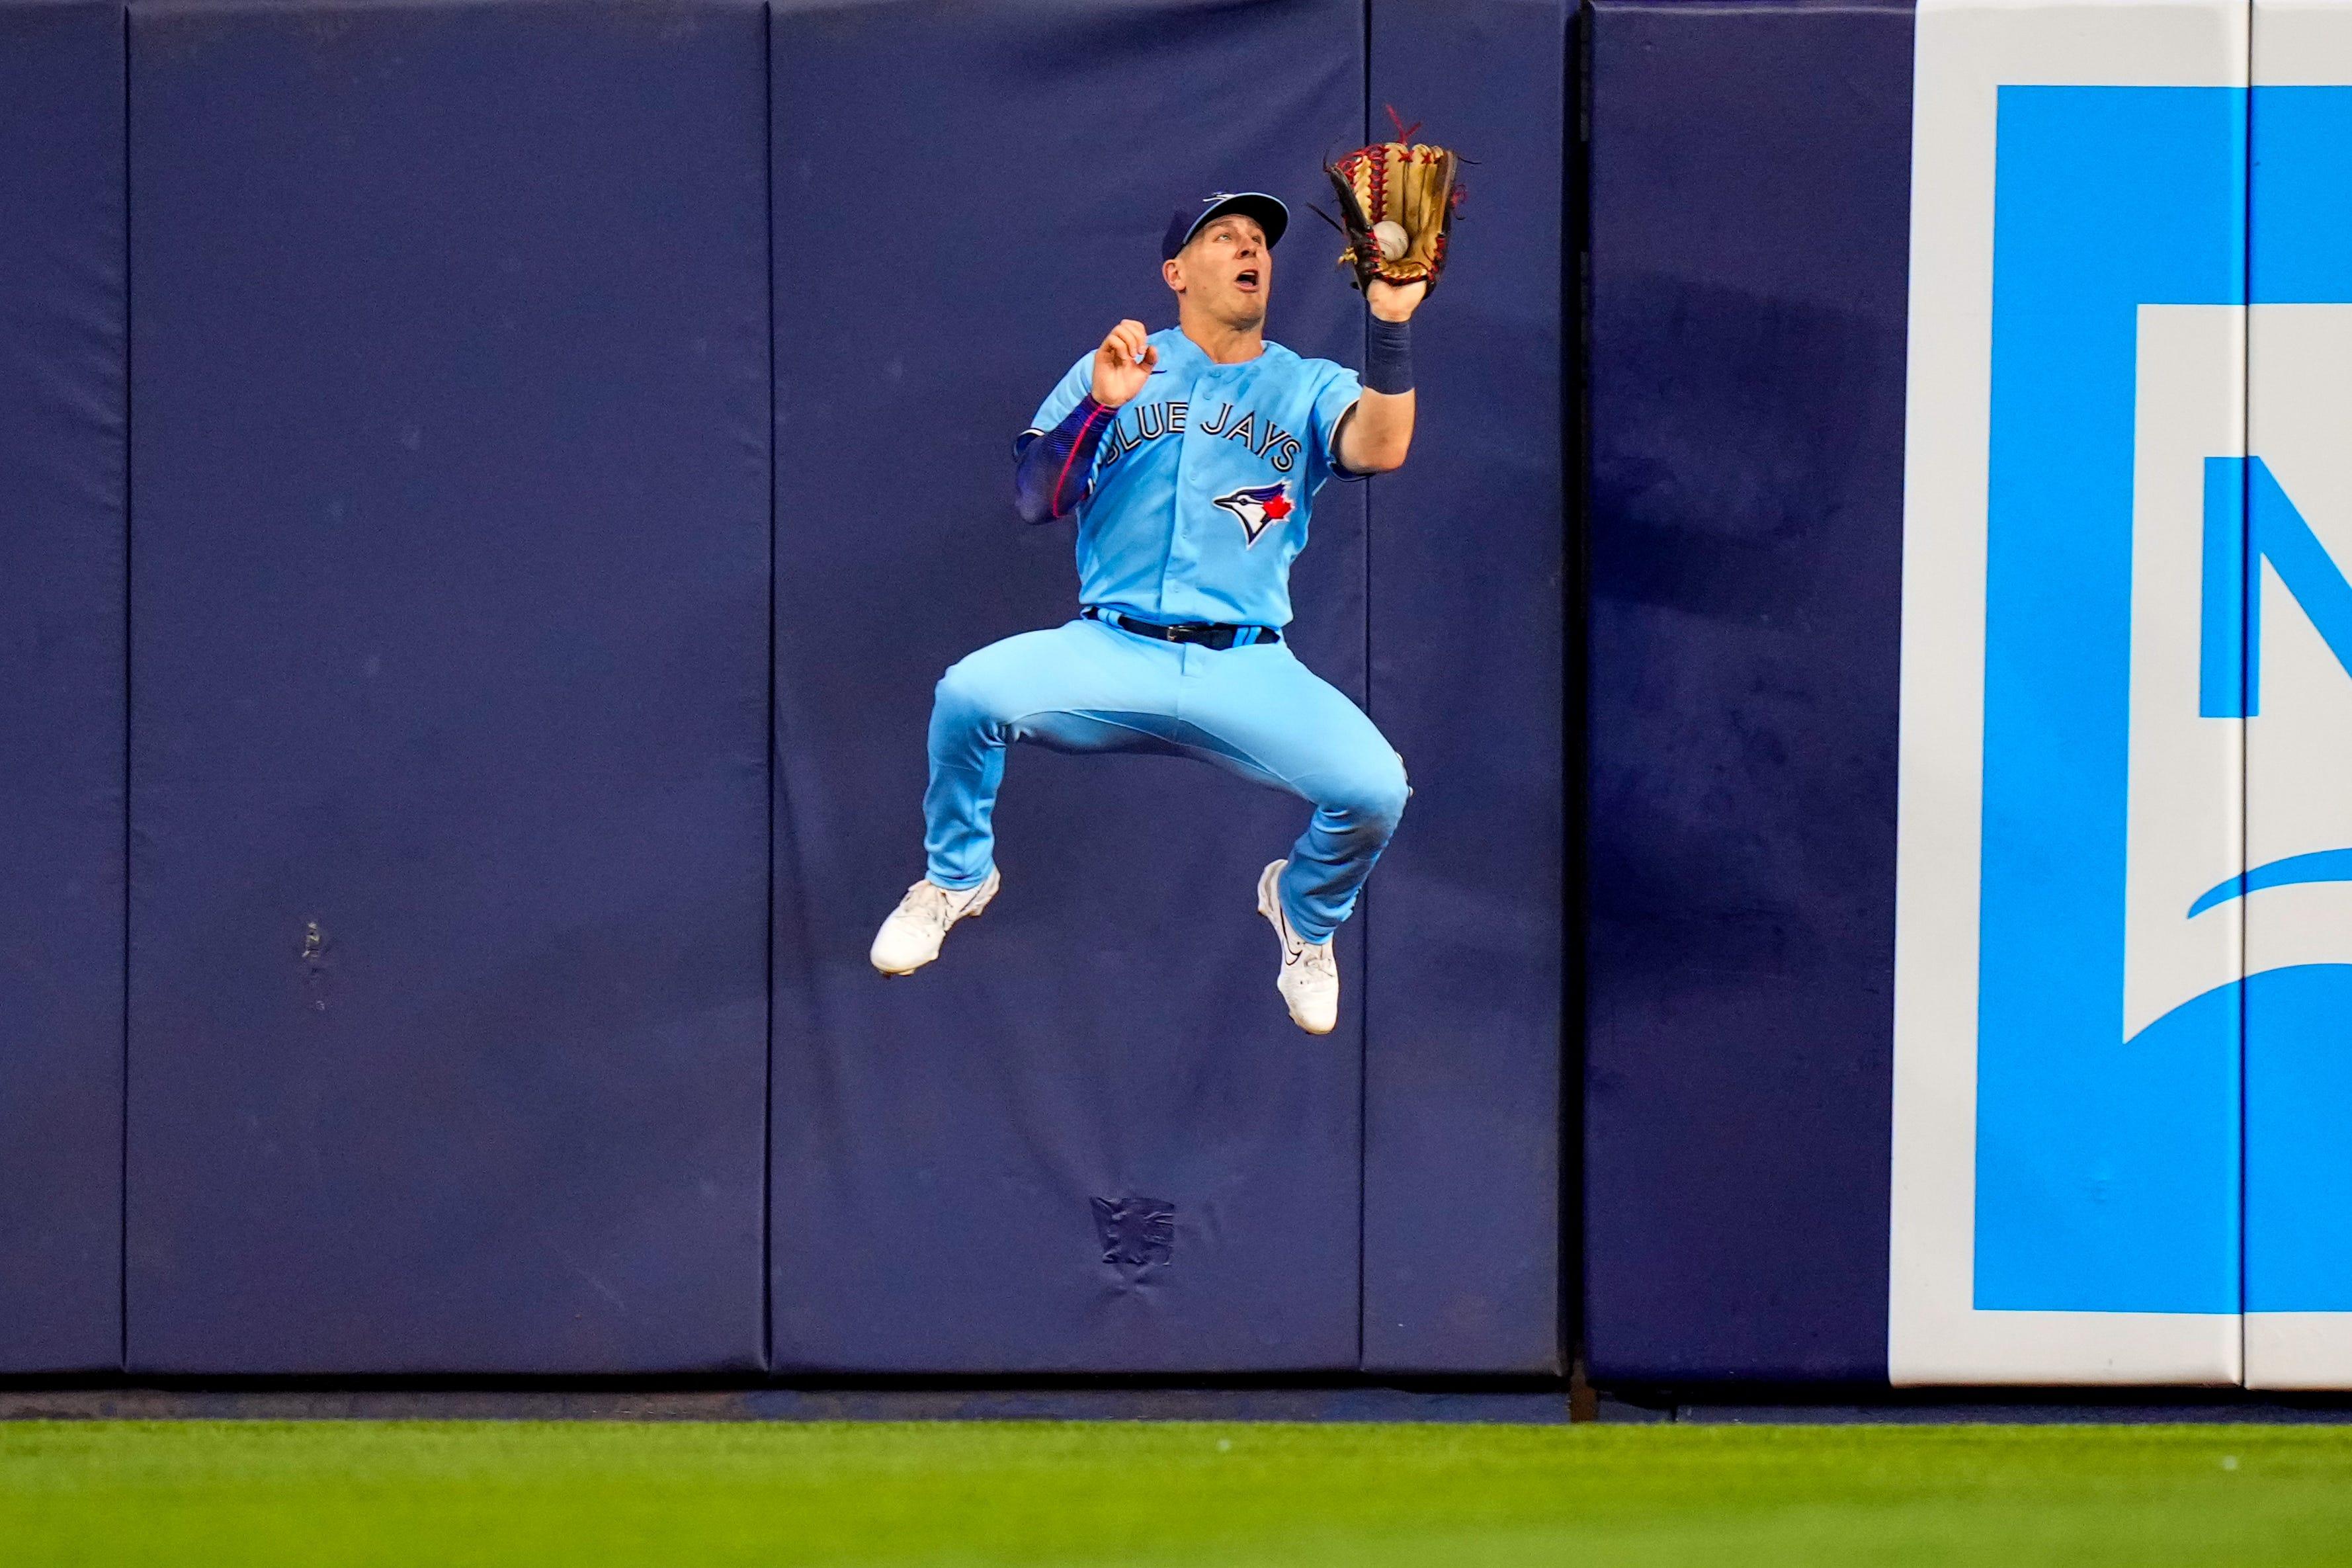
[868,189,1427,1034]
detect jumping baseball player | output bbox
[868,171,1446,1035]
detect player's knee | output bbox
[933,657,1007,727]
[1331,753,1409,838]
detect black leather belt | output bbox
[1083,605,1281,650]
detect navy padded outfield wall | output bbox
[769,0,1371,1373]
[1583,0,1914,1383]
[126,0,771,1372]
[0,0,126,1374]
[1362,0,1566,1374]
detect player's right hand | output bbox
[1091,319,1158,409]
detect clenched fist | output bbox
[1091,319,1159,408]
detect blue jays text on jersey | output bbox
[1020,326,1364,629]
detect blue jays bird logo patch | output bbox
[1212,482,1294,548]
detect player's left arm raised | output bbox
[1322,128,1460,477]
[1335,278,1424,475]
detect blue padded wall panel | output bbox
[770,0,1368,1372]
[1584,0,1913,1383]
[0,0,126,1374]
[126,0,771,1373]
[1361,0,1566,1374]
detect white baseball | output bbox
[1372,220,1409,261]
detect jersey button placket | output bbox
[1163,368,1213,614]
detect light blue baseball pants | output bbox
[923,616,1407,944]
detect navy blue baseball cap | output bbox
[1161,191,1290,261]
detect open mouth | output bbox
[1235,268,1261,291]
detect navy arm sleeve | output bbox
[1012,395,1114,524]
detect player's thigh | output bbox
[1178,645,1408,820]
[934,618,1182,749]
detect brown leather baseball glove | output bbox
[1322,113,1462,294]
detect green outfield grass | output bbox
[5,1419,2351,1567]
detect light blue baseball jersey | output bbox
[1024,327,1363,628]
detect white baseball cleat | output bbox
[1256,858,1339,1035]
[870,868,1001,975]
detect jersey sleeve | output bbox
[1012,393,1114,524]
[1014,352,1097,458]
[1307,360,1368,481]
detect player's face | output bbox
[1169,216,1271,328]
